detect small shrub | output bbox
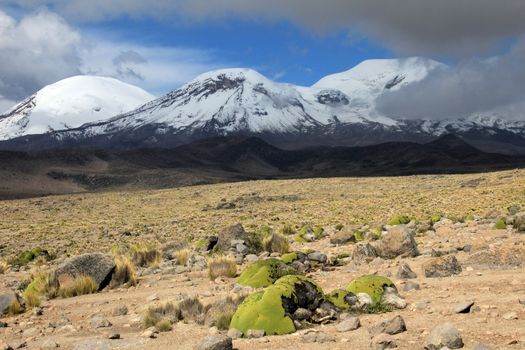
[58,275,97,298]
[22,289,41,308]
[174,249,191,266]
[131,245,161,268]
[335,224,344,231]
[215,311,233,330]
[208,256,237,280]
[367,302,392,314]
[8,299,23,316]
[495,218,507,230]
[10,248,51,266]
[0,260,8,274]
[143,302,181,328]
[465,214,475,222]
[387,215,411,226]
[431,213,443,224]
[110,256,137,288]
[155,319,173,332]
[281,225,295,235]
[25,270,57,299]
[178,296,206,323]
[263,233,290,254]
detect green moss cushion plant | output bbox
[237,258,297,288]
[230,275,323,336]
[346,275,395,304]
[325,289,357,311]
[280,253,298,264]
[495,218,506,230]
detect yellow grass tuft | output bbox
[207,256,237,280]
[58,275,98,298]
[110,255,137,288]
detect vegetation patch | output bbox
[263,233,290,254]
[346,275,395,304]
[208,256,237,280]
[143,302,181,330]
[325,289,356,311]
[130,245,161,268]
[58,275,98,298]
[495,218,507,230]
[237,258,297,288]
[387,215,412,226]
[110,255,137,288]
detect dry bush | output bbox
[207,256,237,280]
[0,260,9,274]
[110,255,137,288]
[205,295,245,329]
[58,275,97,298]
[131,245,161,268]
[178,296,206,324]
[8,299,23,316]
[143,302,181,329]
[174,249,191,266]
[263,233,290,254]
[155,319,173,332]
[22,289,40,308]
[25,269,58,299]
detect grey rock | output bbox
[51,253,116,290]
[396,262,417,279]
[33,307,44,316]
[246,329,265,338]
[40,339,59,349]
[307,252,328,264]
[403,281,420,292]
[424,323,464,349]
[195,335,233,350]
[226,328,242,340]
[423,255,462,278]
[473,343,493,350]
[302,331,336,343]
[353,243,378,262]
[244,254,258,263]
[369,315,407,337]
[293,308,312,321]
[382,287,407,309]
[108,333,120,340]
[336,316,360,332]
[0,292,24,316]
[371,333,398,350]
[330,226,359,245]
[453,301,475,314]
[371,225,419,259]
[90,316,112,329]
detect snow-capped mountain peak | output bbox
[0,75,154,140]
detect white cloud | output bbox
[0,9,229,110]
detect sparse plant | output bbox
[387,215,411,226]
[131,245,161,268]
[281,224,295,235]
[367,302,392,314]
[263,233,290,254]
[25,269,57,299]
[0,260,8,274]
[58,275,97,298]
[178,296,206,323]
[22,289,41,308]
[8,299,23,316]
[143,302,181,328]
[335,223,344,231]
[174,249,191,266]
[110,255,137,288]
[155,319,173,332]
[215,311,233,330]
[495,218,507,230]
[208,256,237,280]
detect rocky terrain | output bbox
[0,169,524,349]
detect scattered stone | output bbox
[90,316,112,329]
[226,328,243,340]
[336,316,360,332]
[403,281,420,292]
[372,225,419,259]
[293,308,312,321]
[0,292,25,316]
[50,253,116,290]
[424,323,464,349]
[302,331,336,343]
[307,252,328,264]
[473,343,493,350]
[141,328,158,339]
[108,333,120,340]
[244,254,258,263]
[40,339,59,349]
[246,329,265,338]
[371,333,398,350]
[519,298,525,305]
[195,335,233,350]
[502,311,518,320]
[147,294,159,302]
[112,304,128,316]
[369,315,407,337]
[353,243,378,262]
[453,301,475,314]
[396,262,417,279]
[382,287,407,309]
[422,255,462,278]
[33,307,44,316]
[330,226,359,245]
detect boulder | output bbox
[396,262,417,279]
[330,226,360,245]
[422,255,462,278]
[424,323,464,349]
[195,335,233,350]
[237,258,296,288]
[230,275,324,336]
[51,253,116,290]
[336,316,360,332]
[0,292,25,316]
[369,315,407,337]
[353,243,378,262]
[371,225,419,259]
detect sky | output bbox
[1,1,525,120]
